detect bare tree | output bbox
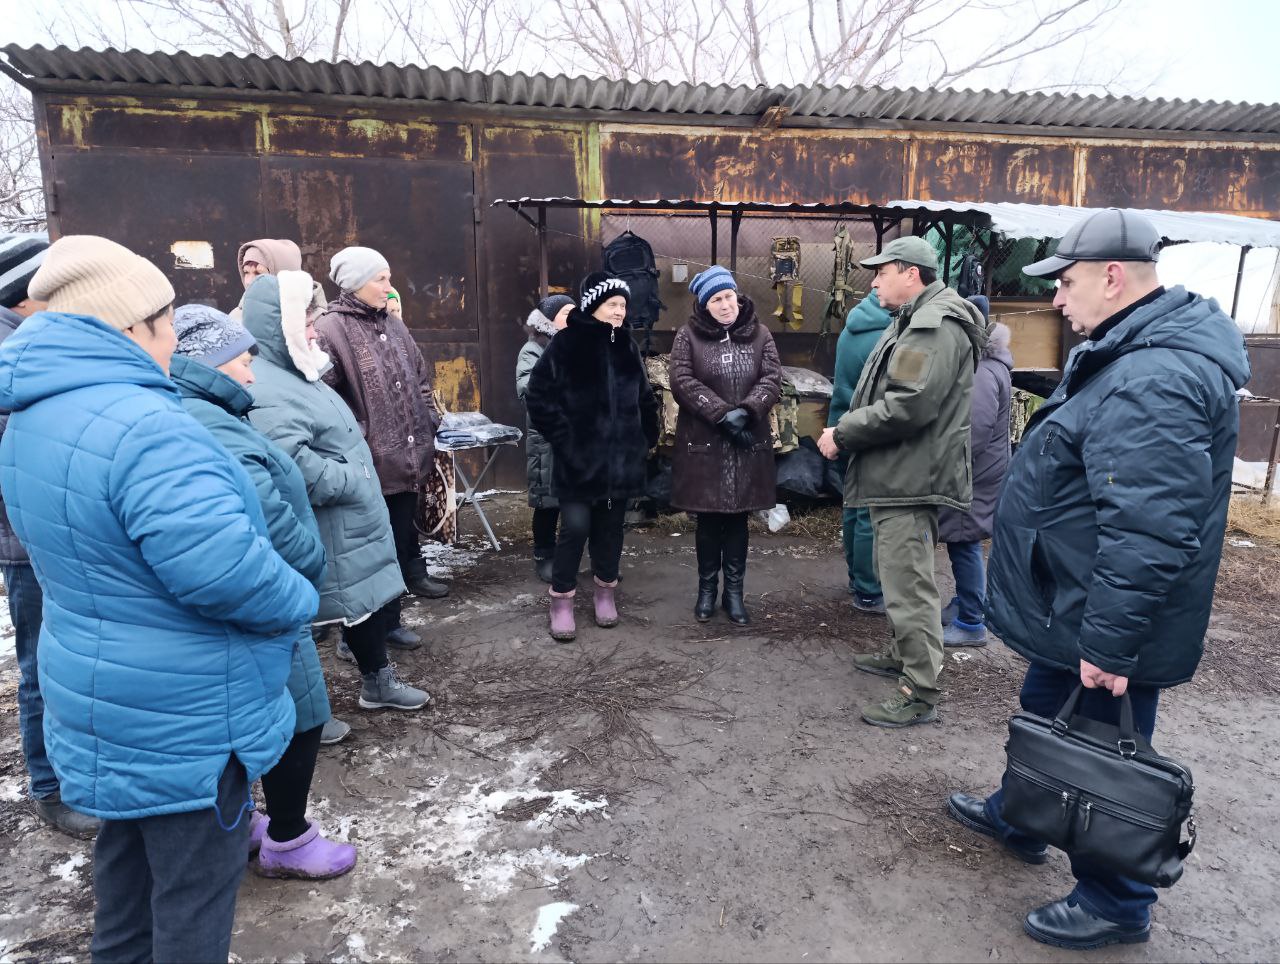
[0,77,44,232]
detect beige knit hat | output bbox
[29,235,175,332]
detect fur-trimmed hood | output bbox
[242,271,330,382]
[687,295,760,343]
[982,321,1014,368]
[524,308,558,340]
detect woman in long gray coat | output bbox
[516,294,574,582]
[241,270,429,712]
[670,267,782,625]
[171,304,355,880]
[939,297,1013,647]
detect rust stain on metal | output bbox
[1081,145,1279,215]
[600,130,903,203]
[429,354,481,413]
[913,140,1073,204]
[267,114,470,161]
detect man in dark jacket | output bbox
[826,291,892,613]
[819,236,986,728]
[946,209,1250,950]
[0,235,98,838]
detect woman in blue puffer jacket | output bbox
[171,303,356,881]
[0,235,318,963]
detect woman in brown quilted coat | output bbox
[670,266,782,625]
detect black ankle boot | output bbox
[694,514,723,622]
[720,515,750,625]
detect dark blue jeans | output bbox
[841,507,881,599]
[91,758,251,963]
[2,563,58,799]
[945,541,986,626]
[985,663,1160,928]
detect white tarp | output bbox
[884,201,1280,249]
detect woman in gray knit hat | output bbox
[317,246,448,658]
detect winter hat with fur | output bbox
[173,303,257,366]
[29,235,174,332]
[579,272,629,317]
[330,246,390,293]
[526,294,574,337]
[0,235,49,309]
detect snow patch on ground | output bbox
[307,740,605,903]
[530,902,579,953]
[0,779,25,803]
[419,539,486,578]
[49,852,87,882]
[0,572,13,663]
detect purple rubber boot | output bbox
[593,576,619,628]
[248,811,268,857]
[549,588,576,642]
[256,822,358,880]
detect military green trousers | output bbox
[869,504,943,705]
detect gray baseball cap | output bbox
[860,235,939,272]
[1023,208,1162,278]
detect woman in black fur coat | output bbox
[525,272,660,642]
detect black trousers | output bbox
[532,507,560,559]
[551,499,627,593]
[384,491,420,631]
[342,604,393,675]
[260,725,323,843]
[91,758,249,964]
[694,511,749,573]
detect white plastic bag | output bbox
[765,503,791,533]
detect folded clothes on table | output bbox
[436,412,523,450]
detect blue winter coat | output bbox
[0,311,318,819]
[171,354,332,734]
[985,287,1250,687]
[826,292,892,428]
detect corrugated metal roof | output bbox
[5,44,1280,136]
[496,197,1280,248]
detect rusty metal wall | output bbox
[32,91,1280,484]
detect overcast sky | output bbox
[3,0,1279,105]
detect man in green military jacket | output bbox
[819,236,986,727]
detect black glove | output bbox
[719,407,750,434]
[728,426,756,450]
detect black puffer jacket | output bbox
[525,310,660,503]
[985,287,1250,687]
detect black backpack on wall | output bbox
[603,231,665,332]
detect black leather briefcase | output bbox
[1002,685,1196,887]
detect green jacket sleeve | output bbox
[515,342,541,402]
[833,323,956,451]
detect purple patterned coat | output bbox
[669,297,782,514]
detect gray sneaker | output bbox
[319,717,352,745]
[336,638,355,663]
[943,621,989,647]
[359,667,431,711]
[35,794,100,839]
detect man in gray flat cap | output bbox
[819,235,986,728]
[945,208,1249,950]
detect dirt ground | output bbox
[1,494,1278,963]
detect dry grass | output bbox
[1198,530,1280,697]
[940,649,1021,725]
[1226,495,1280,543]
[834,770,995,872]
[435,643,732,781]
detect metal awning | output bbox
[883,200,1280,249]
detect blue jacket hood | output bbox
[1084,286,1250,391]
[844,291,891,336]
[169,353,253,417]
[0,310,176,413]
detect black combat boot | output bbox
[405,557,450,599]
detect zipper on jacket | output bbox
[610,327,616,343]
[1039,428,1058,456]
